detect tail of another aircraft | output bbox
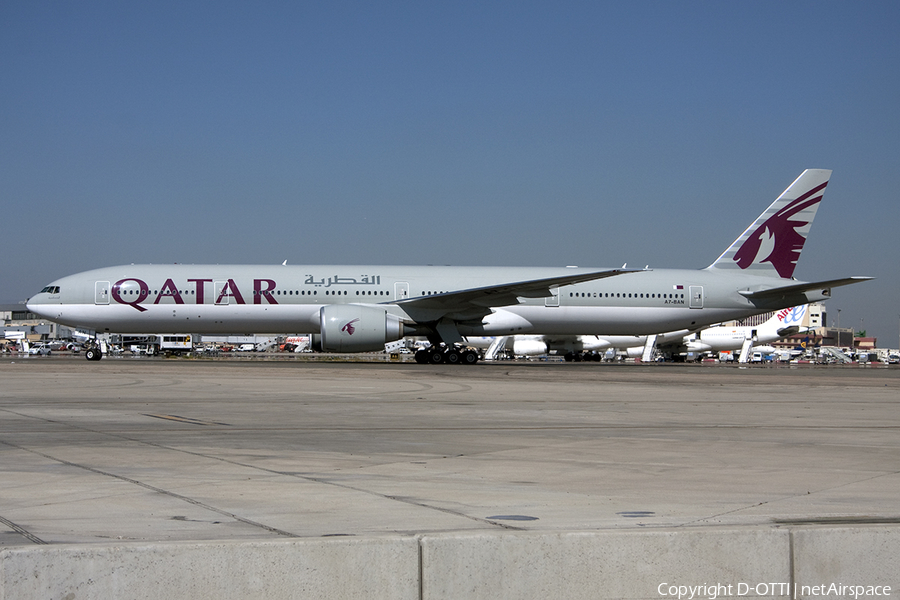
[761,304,809,337]
[707,169,831,278]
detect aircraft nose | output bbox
[26,296,47,316]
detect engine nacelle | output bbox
[684,341,713,353]
[512,338,548,356]
[315,304,404,352]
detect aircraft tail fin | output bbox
[762,304,808,337]
[707,169,831,278]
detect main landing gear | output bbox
[414,344,480,365]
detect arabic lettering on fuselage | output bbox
[110,275,383,311]
[304,275,381,287]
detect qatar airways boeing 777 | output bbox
[27,169,871,363]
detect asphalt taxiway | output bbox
[2,358,899,598]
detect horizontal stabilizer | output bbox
[738,276,873,300]
[776,326,802,337]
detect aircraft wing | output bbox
[394,268,641,314]
[738,276,874,301]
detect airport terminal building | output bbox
[1,303,72,344]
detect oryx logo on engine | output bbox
[341,318,360,335]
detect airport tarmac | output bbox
[2,357,898,546]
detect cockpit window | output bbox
[40,286,60,294]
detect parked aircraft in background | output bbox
[27,169,870,363]
[476,304,809,363]
[678,304,808,362]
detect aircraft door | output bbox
[94,281,110,305]
[545,286,559,307]
[214,280,229,305]
[689,286,703,309]
[394,282,409,301]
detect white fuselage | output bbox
[27,264,822,338]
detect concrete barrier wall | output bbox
[2,527,897,600]
[421,529,790,600]
[792,527,900,596]
[0,537,420,600]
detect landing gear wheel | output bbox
[414,349,430,364]
[461,350,479,365]
[445,349,461,364]
[428,349,444,364]
[85,347,102,361]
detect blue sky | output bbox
[2,2,898,344]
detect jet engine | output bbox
[512,338,548,356]
[624,347,643,359]
[314,304,405,352]
[684,341,713,353]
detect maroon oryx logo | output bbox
[341,318,360,335]
[732,181,826,279]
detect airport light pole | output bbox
[836,309,841,347]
